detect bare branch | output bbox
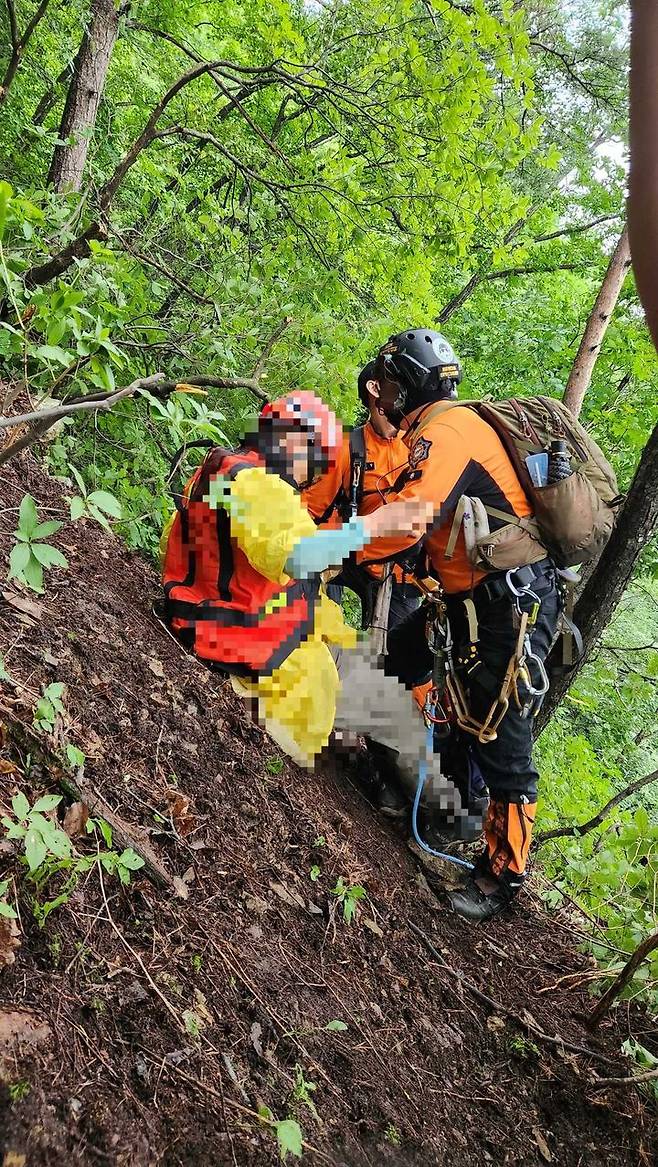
[534,213,623,244]
[535,770,658,844]
[0,373,165,430]
[0,0,51,101]
[251,316,293,381]
[593,1067,658,1088]
[587,930,658,1031]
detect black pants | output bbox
[327,564,419,633]
[384,566,560,804]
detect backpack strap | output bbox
[168,440,215,510]
[347,425,366,518]
[483,504,542,541]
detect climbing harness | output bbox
[418,564,553,746]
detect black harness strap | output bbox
[347,425,366,518]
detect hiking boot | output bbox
[447,875,514,922]
[376,779,408,819]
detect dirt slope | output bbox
[0,457,655,1167]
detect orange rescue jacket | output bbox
[358,403,534,594]
[162,447,318,677]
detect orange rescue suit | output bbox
[358,402,534,593]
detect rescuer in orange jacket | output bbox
[357,330,561,923]
[302,361,420,633]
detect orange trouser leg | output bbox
[483,798,536,884]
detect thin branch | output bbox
[535,770,658,844]
[0,373,165,430]
[409,922,615,1063]
[593,1066,658,1088]
[587,930,658,1031]
[111,231,213,306]
[157,375,268,403]
[251,316,292,381]
[483,262,586,281]
[0,0,51,101]
[534,213,623,244]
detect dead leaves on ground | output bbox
[0,914,20,971]
[165,788,197,838]
[63,801,89,838]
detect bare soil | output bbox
[0,457,656,1167]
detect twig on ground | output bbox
[1,706,175,889]
[592,1067,658,1088]
[97,859,185,1032]
[409,921,616,1064]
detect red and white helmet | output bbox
[260,391,343,475]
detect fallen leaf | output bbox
[0,1009,50,1051]
[0,759,17,774]
[363,918,384,938]
[63,801,89,838]
[250,1021,263,1057]
[0,590,44,623]
[269,881,306,910]
[244,894,270,915]
[148,659,165,679]
[172,877,189,901]
[165,789,197,837]
[181,866,196,885]
[193,989,214,1026]
[3,1153,27,1167]
[533,1128,553,1163]
[486,1015,506,1033]
[0,916,21,971]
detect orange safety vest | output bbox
[162,447,318,677]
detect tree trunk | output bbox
[47,0,119,192]
[563,227,632,418]
[537,417,658,731]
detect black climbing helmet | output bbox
[376,328,462,409]
[356,359,378,407]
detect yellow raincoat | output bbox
[161,465,356,767]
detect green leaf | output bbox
[325,1019,348,1031]
[68,465,87,496]
[86,490,122,518]
[8,541,31,579]
[24,827,48,872]
[31,794,62,813]
[275,1118,303,1161]
[32,520,63,539]
[97,818,113,848]
[17,494,39,538]
[31,543,68,569]
[0,180,12,240]
[11,792,30,820]
[33,344,72,367]
[41,824,71,860]
[309,865,320,882]
[69,496,87,521]
[65,744,85,770]
[87,504,112,532]
[118,848,145,871]
[0,901,17,919]
[22,554,44,593]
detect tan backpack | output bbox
[430,396,622,570]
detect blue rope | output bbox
[410,721,475,872]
